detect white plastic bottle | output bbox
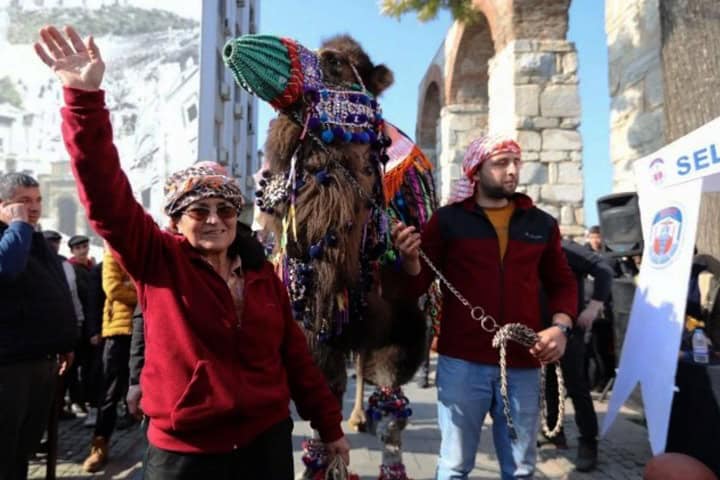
[692,326,710,364]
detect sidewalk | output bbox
[30,356,651,479]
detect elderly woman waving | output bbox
[35,25,350,479]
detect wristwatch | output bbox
[552,322,572,338]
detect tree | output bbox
[659,0,720,258]
[379,0,478,23]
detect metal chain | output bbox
[416,249,499,331]
[492,323,565,440]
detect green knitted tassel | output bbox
[223,34,300,108]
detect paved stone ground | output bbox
[30,356,651,479]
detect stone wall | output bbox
[606,0,664,192]
[417,3,585,236]
[489,39,585,236]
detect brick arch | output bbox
[418,82,442,168]
[510,0,571,42]
[445,14,495,105]
[468,0,570,51]
[416,62,443,146]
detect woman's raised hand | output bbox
[34,25,105,91]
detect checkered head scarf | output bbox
[447,134,522,204]
[163,162,245,216]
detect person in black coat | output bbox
[541,239,614,473]
[0,173,77,479]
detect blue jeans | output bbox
[436,355,541,480]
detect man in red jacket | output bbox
[393,135,577,480]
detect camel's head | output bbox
[316,34,394,97]
[223,33,393,146]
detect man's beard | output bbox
[478,177,516,199]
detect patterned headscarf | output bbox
[447,134,522,204]
[163,162,245,216]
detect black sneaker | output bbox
[576,441,598,472]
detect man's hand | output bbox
[0,202,28,224]
[58,352,74,376]
[577,300,603,330]
[390,222,421,275]
[326,436,351,466]
[34,25,105,91]
[126,384,143,420]
[89,334,101,346]
[530,326,567,364]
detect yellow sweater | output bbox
[102,250,137,337]
[484,202,515,260]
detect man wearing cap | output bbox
[45,230,101,420]
[68,234,95,270]
[392,135,577,480]
[0,173,77,479]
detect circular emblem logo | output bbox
[648,206,683,267]
[649,158,665,186]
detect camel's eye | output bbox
[322,50,343,67]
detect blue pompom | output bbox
[367,130,377,144]
[321,129,334,143]
[358,131,370,144]
[343,131,353,143]
[319,112,329,122]
[315,170,330,185]
[325,232,338,247]
[309,243,324,259]
[332,126,345,139]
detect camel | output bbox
[223,33,438,480]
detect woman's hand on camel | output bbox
[34,25,105,91]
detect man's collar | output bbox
[461,192,534,213]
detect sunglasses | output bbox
[182,205,238,221]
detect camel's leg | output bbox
[348,353,367,432]
[367,387,412,480]
[379,419,409,480]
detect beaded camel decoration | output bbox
[223,34,439,480]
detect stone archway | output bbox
[417,63,443,188]
[418,81,441,154]
[446,16,494,106]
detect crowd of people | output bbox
[1,22,698,480]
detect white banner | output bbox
[601,115,720,455]
[635,116,720,189]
